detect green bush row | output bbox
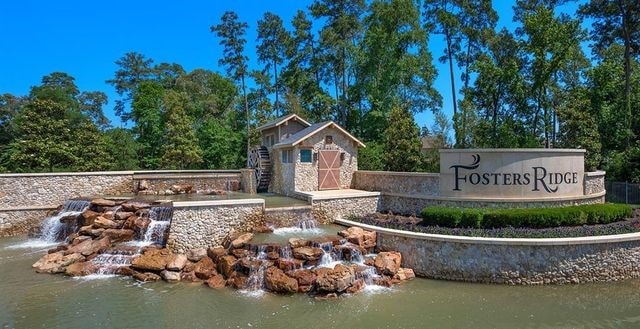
[420,204,633,229]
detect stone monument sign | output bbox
[439,149,585,199]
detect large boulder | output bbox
[231,233,254,249]
[65,236,111,256]
[393,268,415,281]
[161,270,181,283]
[33,251,85,274]
[64,262,98,276]
[276,258,304,271]
[131,248,173,272]
[292,246,324,261]
[205,274,227,289]
[114,211,135,221]
[227,271,249,289]
[193,257,217,280]
[133,271,162,282]
[91,198,116,207]
[217,255,237,277]
[374,251,402,276]
[80,210,101,226]
[288,269,316,293]
[207,246,227,262]
[288,238,309,249]
[93,216,120,229]
[338,227,376,249]
[170,184,193,194]
[166,254,188,271]
[264,266,298,294]
[101,229,134,243]
[121,201,150,213]
[187,248,207,262]
[315,264,355,293]
[346,278,365,294]
[180,271,201,282]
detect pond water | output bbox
[3,237,640,328]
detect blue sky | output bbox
[0,0,584,130]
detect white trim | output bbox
[335,218,640,246]
[440,148,585,153]
[173,199,265,208]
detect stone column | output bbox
[240,169,257,194]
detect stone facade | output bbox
[0,172,133,209]
[341,218,640,285]
[272,126,359,196]
[0,209,50,237]
[312,196,380,224]
[240,169,257,194]
[265,206,314,227]
[352,171,439,195]
[167,200,265,253]
[584,171,606,195]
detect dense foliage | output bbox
[0,0,638,177]
[421,204,633,229]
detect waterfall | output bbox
[90,205,173,275]
[279,245,292,259]
[40,199,91,243]
[296,219,318,230]
[272,218,321,235]
[244,245,268,293]
[140,206,173,246]
[315,241,341,268]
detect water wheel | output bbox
[248,146,272,193]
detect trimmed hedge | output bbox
[420,204,633,229]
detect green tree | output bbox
[256,12,290,115]
[211,11,250,165]
[105,128,140,170]
[383,105,423,171]
[358,0,441,141]
[131,81,164,169]
[5,99,78,172]
[106,52,155,122]
[311,0,366,129]
[580,0,640,147]
[160,91,203,169]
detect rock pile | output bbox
[32,198,169,275]
[32,205,415,298]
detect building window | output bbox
[281,149,293,163]
[325,135,333,144]
[300,149,312,163]
[264,134,275,147]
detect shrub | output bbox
[420,204,632,229]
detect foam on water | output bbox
[4,239,59,250]
[73,274,119,280]
[272,227,324,235]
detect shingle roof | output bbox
[273,121,366,149]
[256,114,311,131]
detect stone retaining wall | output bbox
[339,218,640,285]
[0,209,51,237]
[167,200,264,253]
[312,195,381,224]
[584,171,606,196]
[0,172,134,209]
[352,171,439,195]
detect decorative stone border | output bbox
[336,218,640,285]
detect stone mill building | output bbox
[248,114,365,196]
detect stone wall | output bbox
[352,171,439,195]
[312,194,381,224]
[0,172,133,209]
[240,169,257,194]
[167,200,265,253]
[584,171,606,195]
[0,209,50,237]
[339,218,640,285]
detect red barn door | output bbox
[318,150,340,190]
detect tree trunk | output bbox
[273,59,279,117]
[242,75,250,167]
[445,30,459,146]
[620,2,632,147]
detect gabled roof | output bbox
[273,121,366,149]
[256,114,311,131]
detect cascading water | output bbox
[90,205,173,275]
[272,217,321,235]
[39,199,91,243]
[245,245,269,293]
